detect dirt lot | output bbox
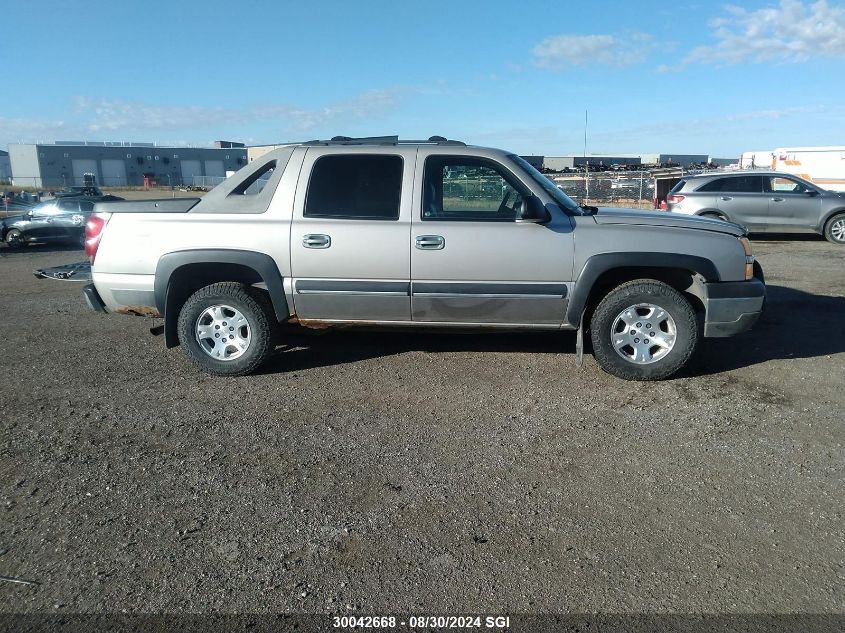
[0,237,843,616]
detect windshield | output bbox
[509,154,583,214]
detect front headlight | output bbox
[740,237,755,280]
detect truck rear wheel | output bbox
[590,279,698,381]
[177,282,275,376]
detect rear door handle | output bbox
[303,234,331,249]
[771,197,784,202]
[415,235,445,250]
[720,196,733,201]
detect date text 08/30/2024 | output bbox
[332,615,511,628]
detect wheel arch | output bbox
[696,209,728,219]
[566,253,718,328]
[155,249,289,348]
[820,208,845,233]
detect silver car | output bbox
[666,171,845,244]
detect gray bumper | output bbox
[83,283,107,313]
[702,277,765,338]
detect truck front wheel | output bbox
[590,280,699,381]
[177,282,275,376]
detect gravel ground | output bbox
[0,237,843,616]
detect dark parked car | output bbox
[1,197,110,248]
[53,185,104,198]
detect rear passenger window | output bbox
[231,159,276,196]
[698,176,762,193]
[305,155,402,220]
[57,200,80,213]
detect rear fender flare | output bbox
[155,249,289,347]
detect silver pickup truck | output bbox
[83,136,765,380]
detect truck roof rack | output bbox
[302,135,466,147]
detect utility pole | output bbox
[584,109,589,204]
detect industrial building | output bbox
[0,150,10,183]
[8,141,247,189]
[541,153,735,170]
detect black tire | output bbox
[823,213,845,244]
[177,282,275,376]
[5,229,24,248]
[700,211,728,222]
[590,279,699,381]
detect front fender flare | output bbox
[565,252,720,326]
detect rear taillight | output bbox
[84,213,110,263]
[667,194,685,204]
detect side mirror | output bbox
[806,189,820,196]
[516,195,549,223]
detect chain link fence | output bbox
[550,171,656,209]
[6,169,676,211]
[5,174,228,192]
[440,170,661,210]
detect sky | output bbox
[1,0,844,157]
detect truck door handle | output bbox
[771,197,784,202]
[302,234,331,249]
[415,235,445,250]
[720,196,733,201]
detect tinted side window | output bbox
[700,176,763,193]
[57,200,80,213]
[305,155,402,220]
[423,156,527,221]
[697,178,729,192]
[232,159,276,196]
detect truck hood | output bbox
[592,207,746,237]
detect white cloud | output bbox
[532,33,653,69]
[589,105,833,144]
[75,89,401,134]
[0,89,404,146]
[0,116,74,143]
[669,0,845,70]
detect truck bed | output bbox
[93,198,201,214]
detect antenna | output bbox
[583,109,588,159]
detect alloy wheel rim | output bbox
[195,304,251,361]
[611,303,677,365]
[831,219,845,242]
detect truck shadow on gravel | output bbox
[260,328,575,374]
[260,285,844,377]
[688,285,845,375]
